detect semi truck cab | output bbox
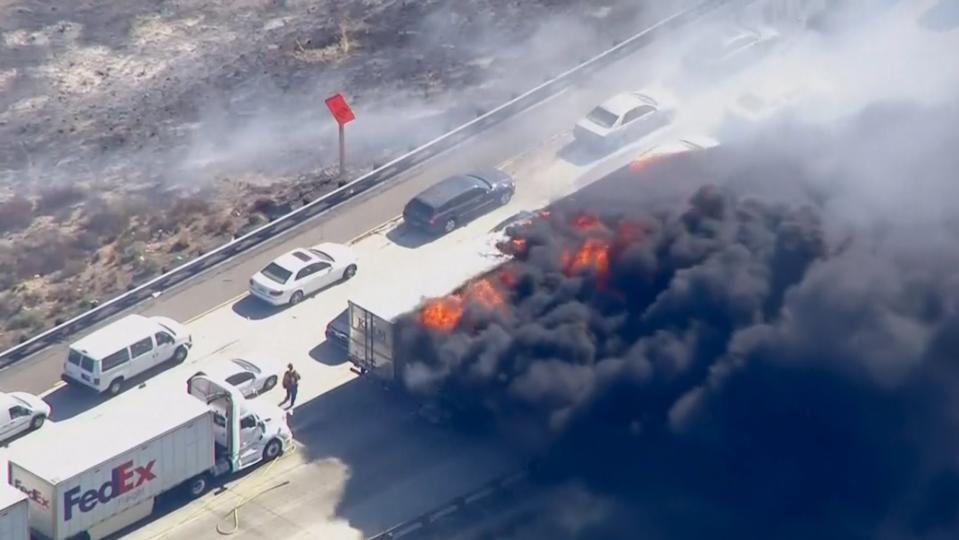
[187,374,293,482]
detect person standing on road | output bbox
[280,364,301,409]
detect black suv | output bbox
[403,169,515,235]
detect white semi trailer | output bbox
[6,374,293,540]
[0,482,29,540]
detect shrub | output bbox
[0,247,15,291]
[152,197,210,234]
[16,230,71,278]
[203,214,236,237]
[83,201,131,242]
[0,292,21,319]
[251,197,277,216]
[20,289,41,308]
[56,259,87,281]
[0,195,34,233]
[70,230,101,253]
[35,185,86,214]
[7,309,41,331]
[119,241,147,266]
[169,229,192,253]
[132,256,161,281]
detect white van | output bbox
[61,314,192,396]
[0,391,51,444]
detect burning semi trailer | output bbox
[346,149,959,537]
[344,140,723,418]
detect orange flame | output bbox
[563,238,611,279]
[628,153,665,172]
[497,268,518,288]
[571,214,603,232]
[420,296,464,332]
[464,279,504,310]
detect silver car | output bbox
[190,357,281,398]
[574,89,677,150]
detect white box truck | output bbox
[0,482,29,540]
[6,374,293,540]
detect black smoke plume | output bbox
[392,97,959,539]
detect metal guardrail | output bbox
[0,0,729,368]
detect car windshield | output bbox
[466,175,492,189]
[231,358,261,374]
[586,106,619,128]
[307,249,334,262]
[13,395,32,408]
[261,262,293,284]
[157,322,178,336]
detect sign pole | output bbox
[338,123,346,179]
[324,93,356,184]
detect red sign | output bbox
[325,93,355,126]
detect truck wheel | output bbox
[289,291,304,306]
[30,415,46,430]
[263,375,278,392]
[107,378,124,396]
[263,439,282,461]
[173,345,189,364]
[187,475,209,498]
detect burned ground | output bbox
[393,98,959,539]
[0,0,664,346]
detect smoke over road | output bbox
[391,61,959,540]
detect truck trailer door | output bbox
[347,301,397,384]
[187,374,244,472]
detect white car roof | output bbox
[599,91,657,117]
[70,314,162,359]
[270,248,319,273]
[205,357,273,376]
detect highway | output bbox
[9,0,938,534]
[0,5,712,397]
[1,122,689,540]
[0,4,742,539]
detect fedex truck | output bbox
[6,374,292,540]
[0,482,29,540]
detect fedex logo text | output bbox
[64,460,156,521]
[12,478,50,510]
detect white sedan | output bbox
[1,391,51,444]
[189,357,281,399]
[249,242,358,306]
[573,89,677,150]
